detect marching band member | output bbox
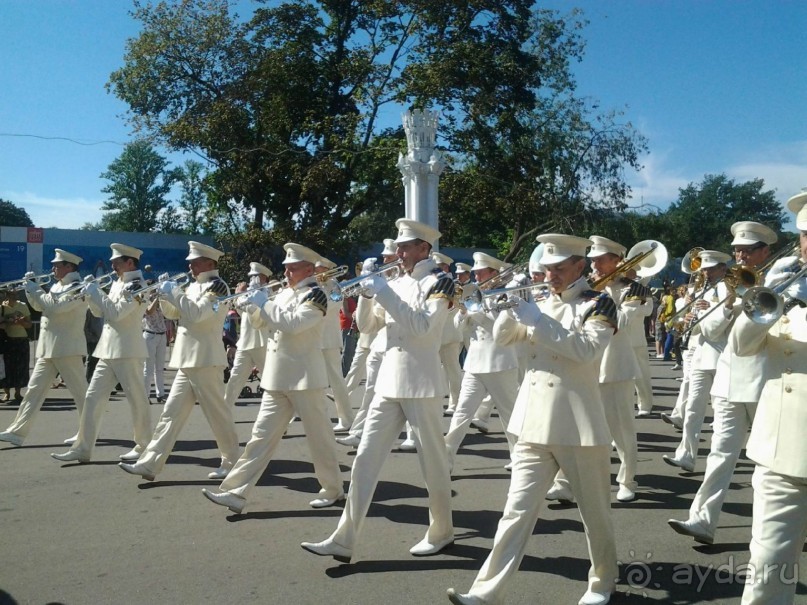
[586,235,648,502]
[142,288,168,404]
[119,241,239,481]
[444,252,519,470]
[668,221,776,545]
[624,266,656,417]
[223,262,274,407]
[433,252,463,417]
[663,250,731,473]
[202,243,343,512]
[315,257,355,432]
[50,244,151,463]
[336,242,399,448]
[301,218,455,562]
[447,234,618,605]
[0,249,89,446]
[733,198,807,604]
[662,283,700,429]
[455,262,475,370]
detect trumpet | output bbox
[465,283,551,312]
[590,240,668,291]
[476,262,529,292]
[328,259,402,302]
[315,265,349,284]
[133,271,194,301]
[215,279,285,310]
[54,271,116,300]
[743,260,807,325]
[0,273,52,291]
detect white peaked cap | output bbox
[587,235,626,258]
[393,218,441,246]
[699,250,732,268]
[786,191,807,231]
[455,262,471,274]
[529,244,545,275]
[248,262,273,277]
[186,241,224,262]
[536,234,593,265]
[109,243,143,261]
[51,248,83,265]
[381,238,397,256]
[472,252,507,272]
[432,252,454,266]
[282,243,320,265]
[315,256,337,269]
[730,221,778,246]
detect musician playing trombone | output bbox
[731,195,807,604]
[668,221,776,546]
[663,250,731,473]
[0,249,89,447]
[51,243,152,463]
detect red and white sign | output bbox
[27,227,44,243]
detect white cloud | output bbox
[623,151,690,212]
[7,190,104,229]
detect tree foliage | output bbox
[98,139,181,232]
[109,0,647,259]
[0,199,34,227]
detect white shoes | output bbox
[668,518,714,544]
[409,535,454,556]
[118,448,142,461]
[335,434,361,447]
[546,484,575,504]
[470,418,489,433]
[663,454,695,473]
[118,462,156,481]
[207,464,233,480]
[309,492,345,508]
[201,488,246,513]
[333,422,351,434]
[578,589,611,605]
[660,413,683,429]
[616,485,636,502]
[446,588,488,605]
[398,438,417,452]
[0,431,24,446]
[63,434,78,445]
[300,538,353,563]
[50,450,89,463]
[635,410,652,418]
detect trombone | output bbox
[679,264,762,336]
[742,259,807,325]
[590,240,667,291]
[475,262,529,292]
[328,259,403,302]
[0,273,52,291]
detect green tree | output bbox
[99,140,181,232]
[0,199,34,227]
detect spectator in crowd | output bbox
[1,289,32,403]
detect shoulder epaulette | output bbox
[624,279,652,302]
[581,290,618,332]
[302,286,328,315]
[427,274,455,303]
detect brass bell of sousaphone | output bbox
[627,240,669,280]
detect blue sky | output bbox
[2,1,807,230]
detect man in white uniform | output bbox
[733,195,807,603]
[0,249,88,446]
[301,218,455,562]
[119,241,240,481]
[668,221,776,545]
[51,243,151,462]
[446,233,619,605]
[202,243,344,513]
[433,252,463,416]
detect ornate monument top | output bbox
[403,109,439,151]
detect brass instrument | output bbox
[328,259,403,302]
[215,279,285,310]
[0,273,52,291]
[475,262,529,292]
[680,264,762,336]
[590,240,668,291]
[482,283,551,312]
[54,271,116,300]
[133,271,194,302]
[743,260,807,325]
[315,265,349,284]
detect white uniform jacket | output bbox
[87,270,148,360]
[598,279,644,383]
[455,306,518,374]
[627,289,653,347]
[251,276,329,392]
[690,282,729,371]
[732,306,807,478]
[320,292,343,350]
[441,305,463,346]
[161,269,229,369]
[25,271,88,359]
[363,258,453,399]
[236,303,270,351]
[493,277,616,446]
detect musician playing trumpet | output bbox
[51,243,151,463]
[0,249,89,447]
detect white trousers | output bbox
[347,349,383,438]
[440,342,463,410]
[633,344,653,412]
[323,347,354,425]
[444,369,519,461]
[601,380,638,491]
[345,344,369,396]
[329,395,452,551]
[674,366,715,463]
[741,465,807,605]
[224,346,266,406]
[689,397,756,534]
[136,367,240,476]
[143,331,167,398]
[220,388,343,501]
[467,442,617,604]
[670,346,696,422]
[6,355,87,439]
[70,358,152,459]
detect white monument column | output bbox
[397,109,446,247]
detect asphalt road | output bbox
[1,347,805,605]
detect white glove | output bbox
[157,280,178,296]
[784,277,807,305]
[244,289,269,308]
[81,282,100,297]
[24,278,39,293]
[248,275,262,289]
[360,257,377,276]
[360,273,386,297]
[510,299,543,327]
[764,260,797,289]
[158,272,171,283]
[24,271,36,280]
